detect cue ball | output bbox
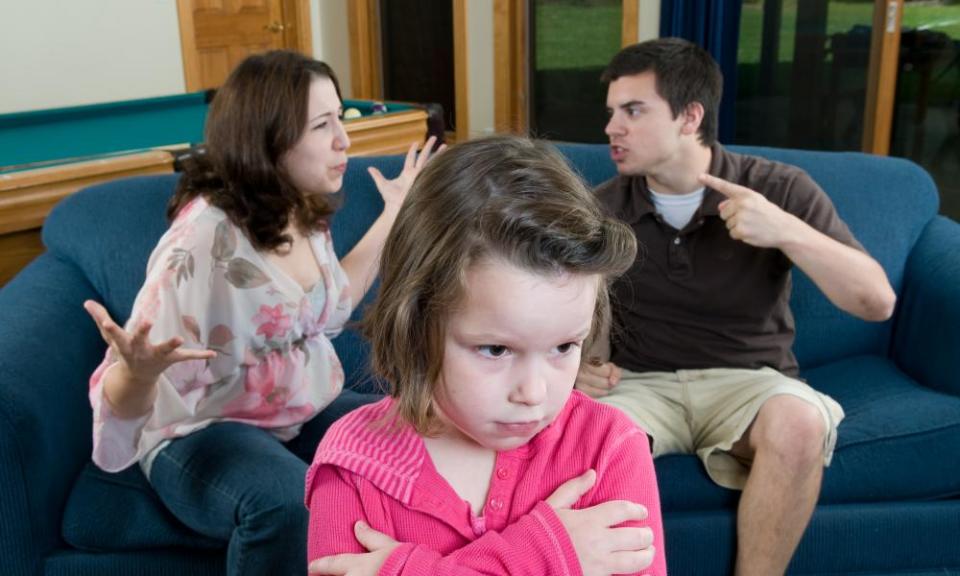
[343,107,361,119]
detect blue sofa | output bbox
[2,144,959,575]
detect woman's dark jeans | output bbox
[149,390,378,575]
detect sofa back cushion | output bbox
[555,143,939,370]
[43,174,180,324]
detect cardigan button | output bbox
[496,467,509,480]
[488,498,504,511]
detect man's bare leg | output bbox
[730,395,827,576]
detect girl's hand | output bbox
[309,521,401,575]
[546,469,656,576]
[367,135,445,215]
[83,300,215,387]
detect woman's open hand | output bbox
[368,135,445,214]
[84,300,215,409]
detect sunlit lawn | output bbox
[739,0,960,64]
[534,0,960,69]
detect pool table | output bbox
[0,91,433,284]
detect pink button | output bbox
[489,498,504,511]
[496,468,509,480]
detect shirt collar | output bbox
[618,142,730,220]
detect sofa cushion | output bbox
[61,390,380,551]
[61,463,221,551]
[656,354,960,512]
[809,355,960,503]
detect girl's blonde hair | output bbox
[362,135,637,433]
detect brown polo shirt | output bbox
[596,144,863,377]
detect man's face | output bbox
[604,71,688,177]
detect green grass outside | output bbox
[534,0,960,70]
[535,2,622,70]
[739,0,960,64]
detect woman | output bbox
[83,50,440,575]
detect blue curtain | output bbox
[660,0,743,144]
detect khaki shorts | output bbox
[598,367,844,490]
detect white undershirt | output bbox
[649,187,705,231]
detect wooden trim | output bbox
[494,0,512,133]
[282,0,314,55]
[621,0,639,47]
[494,0,528,133]
[862,0,902,155]
[0,229,44,287]
[0,151,175,236]
[453,0,469,140]
[347,0,382,99]
[345,109,429,156]
[176,0,202,92]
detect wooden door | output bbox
[177,0,313,91]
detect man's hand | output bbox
[575,360,622,398]
[309,521,401,575]
[700,173,798,249]
[547,470,656,576]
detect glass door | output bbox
[889,2,960,219]
[735,0,958,219]
[734,0,879,150]
[528,0,624,142]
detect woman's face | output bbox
[281,75,351,196]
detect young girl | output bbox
[83,50,438,575]
[306,135,667,576]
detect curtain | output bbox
[660,0,743,144]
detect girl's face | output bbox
[433,258,598,451]
[281,75,351,196]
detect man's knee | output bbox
[751,395,826,468]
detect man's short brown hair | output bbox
[603,37,723,146]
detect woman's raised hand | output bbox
[84,300,216,416]
[367,135,444,214]
[546,469,656,576]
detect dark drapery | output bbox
[660,0,743,143]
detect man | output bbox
[579,38,896,576]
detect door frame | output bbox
[177,0,313,92]
[863,0,903,155]
[347,0,470,142]
[493,0,639,135]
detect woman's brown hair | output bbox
[168,50,343,251]
[363,135,638,434]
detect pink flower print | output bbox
[253,304,292,341]
[298,298,321,338]
[224,348,311,423]
[166,358,217,394]
[138,267,176,322]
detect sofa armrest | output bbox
[892,216,960,396]
[0,254,107,575]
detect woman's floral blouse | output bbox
[89,197,351,473]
